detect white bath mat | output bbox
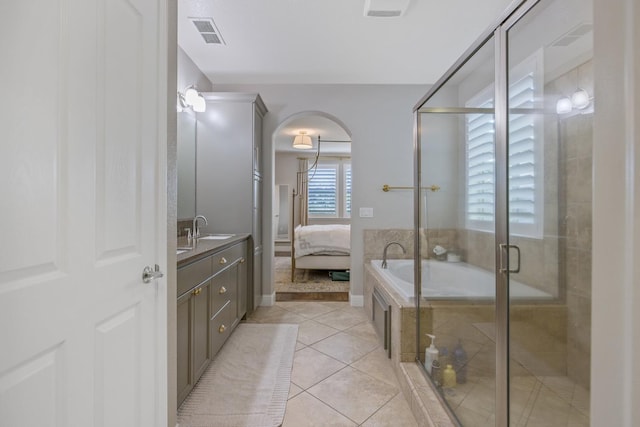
[178,323,298,427]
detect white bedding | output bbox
[294,224,350,258]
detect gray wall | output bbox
[177,47,213,95]
[216,84,429,304]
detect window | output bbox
[466,97,496,227]
[465,52,543,238]
[344,164,352,217]
[307,159,351,218]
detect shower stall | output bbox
[413,0,592,425]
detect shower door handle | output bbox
[499,244,521,274]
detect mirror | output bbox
[274,184,290,241]
[177,111,196,219]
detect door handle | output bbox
[499,244,521,274]
[142,264,164,283]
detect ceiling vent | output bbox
[551,23,593,47]
[190,17,225,45]
[364,0,411,17]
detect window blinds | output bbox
[466,71,538,233]
[308,166,338,216]
[344,165,352,216]
[466,99,496,223]
[507,73,536,225]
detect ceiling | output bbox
[178,0,514,150]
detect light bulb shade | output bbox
[571,89,590,110]
[556,97,572,115]
[292,134,312,149]
[184,87,199,106]
[192,95,206,113]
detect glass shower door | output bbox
[416,35,499,426]
[504,0,592,425]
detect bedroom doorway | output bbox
[272,112,352,301]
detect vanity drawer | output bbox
[210,269,237,318]
[177,256,212,296]
[210,300,235,356]
[211,242,246,276]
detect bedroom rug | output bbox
[177,323,298,427]
[274,257,349,300]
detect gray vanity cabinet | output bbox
[177,283,212,404]
[176,256,212,405]
[197,93,266,313]
[176,292,191,404]
[176,238,249,407]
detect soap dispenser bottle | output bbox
[424,334,439,373]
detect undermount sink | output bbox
[198,234,235,240]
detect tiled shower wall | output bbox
[550,60,593,389]
[454,60,593,388]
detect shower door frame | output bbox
[413,0,544,426]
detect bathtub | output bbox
[371,259,553,300]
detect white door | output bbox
[0,0,168,426]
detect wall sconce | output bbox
[177,85,206,113]
[556,88,591,115]
[292,131,313,149]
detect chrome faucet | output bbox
[192,215,208,239]
[382,242,406,269]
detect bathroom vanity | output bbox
[176,234,250,406]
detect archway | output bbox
[270,111,352,301]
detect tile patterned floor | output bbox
[428,318,590,427]
[246,301,419,427]
[245,300,589,426]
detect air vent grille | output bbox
[201,33,221,44]
[190,17,225,45]
[193,20,215,33]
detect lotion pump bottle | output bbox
[424,334,439,372]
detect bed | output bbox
[291,224,351,281]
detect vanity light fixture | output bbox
[570,88,590,110]
[555,97,573,114]
[556,88,592,115]
[178,85,207,113]
[292,131,313,149]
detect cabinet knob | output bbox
[218,324,226,333]
[192,287,201,296]
[219,286,227,294]
[219,257,227,265]
[240,257,246,264]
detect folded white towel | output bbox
[433,245,447,256]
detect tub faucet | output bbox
[193,215,208,238]
[382,242,406,269]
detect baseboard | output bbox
[349,293,364,307]
[261,292,276,306]
[276,291,349,302]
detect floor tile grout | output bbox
[250,299,419,427]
